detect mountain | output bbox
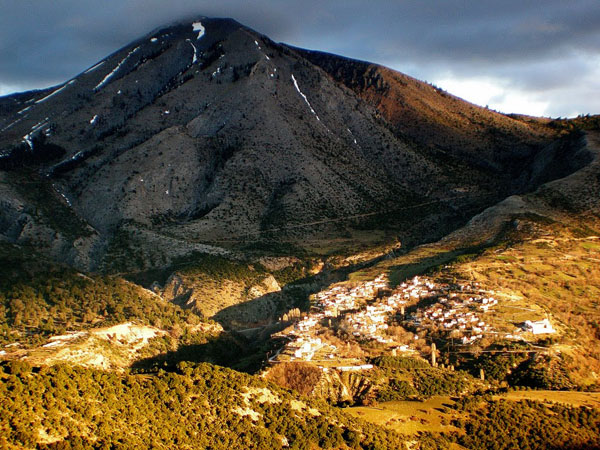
[0,17,585,275]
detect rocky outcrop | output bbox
[313,369,376,405]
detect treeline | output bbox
[449,396,600,449]
[0,361,407,450]
[174,252,269,284]
[469,352,576,390]
[370,356,477,401]
[370,356,430,370]
[0,269,204,346]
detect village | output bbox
[270,273,556,369]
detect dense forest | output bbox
[370,356,479,402]
[449,395,600,450]
[0,361,406,450]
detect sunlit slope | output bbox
[354,128,600,386]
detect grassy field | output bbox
[497,390,600,408]
[346,396,463,436]
[348,244,457,283]
[347,390,600,445]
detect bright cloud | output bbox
[432,77,550,117]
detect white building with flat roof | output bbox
[523,319,555,334]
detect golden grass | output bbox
[346,396,463,436]
[348,390,600,438]
[350,244,457,284]
[496,390,600,408]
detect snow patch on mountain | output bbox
[23,134,33,150]
[94,47,140,92]
[186,39,198,64]
[1,117,23,133]
[22,118,50,150]
[84,61,105,74]
[291,74,320,121]
[35,80,75,104]
[192,21,205,40]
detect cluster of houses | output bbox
[285,336,337,361]
[404,277,499,344]
[274,274,399,364]
[313,275,388,317]
[342,293,408,343]
[396,276,438,299]
[400,276,557,343]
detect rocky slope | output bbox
[0,17,582,275]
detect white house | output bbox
[523,319,555,334]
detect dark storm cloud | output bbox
[1,0,599,116]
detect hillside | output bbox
[1,17,593,340]
[0,361,409,449]
[299,49,555,175]
[343,127,600,389]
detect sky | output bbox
[1,0,599,118]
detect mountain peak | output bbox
[142,16,246,42]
